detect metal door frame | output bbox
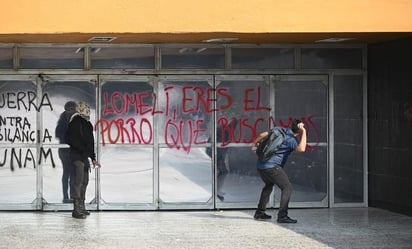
[0,73,369,210]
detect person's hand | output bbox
[297,122,306,132]
[251,144,257,151]
[92,160,101,168]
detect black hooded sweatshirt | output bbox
[66,115,96,164]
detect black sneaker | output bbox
[254,211,272,220]
[277,216,297,223]
[72,211,87,219]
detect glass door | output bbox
[273,75,328,208]
[212,75,328,209]
[157,76,214,209]
[214,75,271,209]
[0,75,39,210]
[41,75,98,211]
[97,75,155,210]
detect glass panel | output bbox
[0,147,37,203]
[19,47,84,69]
[161,47,224,69]
[42,148,96,203]
[100,146,153,203]
[0,48,13,68]
[42,79,96,204]
[0,80,37,144]
[301,48,363,69]
[91,47,155,69]
[157,78,212,203]
[43,80,96,144]
[159,147,211,202]
[334,75,363,203]
[218,147,263,203]
[231,48,294,69]
[97,79,154,203]
[274,77,328,203]
[0,79,38,204]
[215,78,270,203]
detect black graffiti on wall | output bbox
[0,147,56,171]
[0,120,53,143]
[0,91,53,111]
[0,90,55,170]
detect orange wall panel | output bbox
[2,0,412,34]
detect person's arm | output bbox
[295,123,307,152]
[85,121,100,168]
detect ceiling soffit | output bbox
[0,32,411,45]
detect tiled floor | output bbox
[1,207,411,249]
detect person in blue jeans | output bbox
[252,119,307,223]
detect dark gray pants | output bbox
[257,165,293,218]
[72,160,89,200]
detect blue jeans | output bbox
[257,166,293,218]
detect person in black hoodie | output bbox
[66,101,100,219]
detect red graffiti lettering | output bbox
[182,86,196,114]
[181,86,234,114]
[217,117,265,146]
[95,117,152,145]
[243,87,271,111]
[164,118,207,153]
[98,84,322,152]
[217,88,233,111]
[102,91,164,116]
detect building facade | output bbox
[0,1,411,215]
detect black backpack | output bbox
[256,127,288,162]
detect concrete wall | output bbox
[2,0,412,34]
[368,37,412,216]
